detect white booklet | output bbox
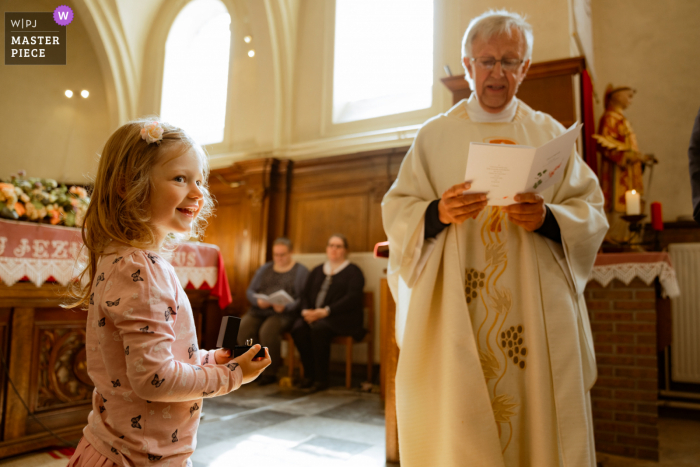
[254,290,294,306]
[464,122,582,206]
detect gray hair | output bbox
[273,237,293,251]
[461,10,533,61]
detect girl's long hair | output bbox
[64,118,214,309]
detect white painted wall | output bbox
[0,0,581,182]
[5,0,698,222]
[0,0,111,184]
[592,0,700,221]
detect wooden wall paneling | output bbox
[207,163,246,313]
[30,309,91,415]
[204,200,247,311]
[288,148,409,253]
[0,309,10,440]
[240,158,275,277]
[267,159,292,257]
[206,158,282,316]
[25,309,91,436]
[4,308,35,440]
[518,75,576,128]
[291,189,371,253]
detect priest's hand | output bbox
[502,193,546,231]
[438,182,488,224]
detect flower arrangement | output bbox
[0,170,90,227]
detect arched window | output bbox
[161,0,231,145]
[332,0,434,124]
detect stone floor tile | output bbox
[317,398,385,426]
[292,435,373,460]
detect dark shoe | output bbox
[257,375,277,386]
[298,378,315,389]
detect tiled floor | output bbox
[596,417,700,467]
[0,383,698,466]
[191,384,393,467]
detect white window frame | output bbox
[158,0,235,154]
[319,0,448,139]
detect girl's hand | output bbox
[272,304,285,313]
[214,348,232,365]
[231,344,271,385]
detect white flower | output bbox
[140,121,164,144]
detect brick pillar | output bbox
[585,278,659,461]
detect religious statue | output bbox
[593,85,657,242]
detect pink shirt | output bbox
[82,248,242,466]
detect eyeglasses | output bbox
[470,57,524,72]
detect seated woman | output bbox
[291,234,365,391]
[239,238,309,385]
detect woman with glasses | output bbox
[239,237,309,385]
[291,233,365,391]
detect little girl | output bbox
[67,119,270,466]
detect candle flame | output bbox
[631,190,636,194]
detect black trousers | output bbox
[290,318,338,384]
[239,312,292,376]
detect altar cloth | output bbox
[590,252,679,298]
[0,218,232,308]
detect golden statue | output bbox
[593,85,656,242]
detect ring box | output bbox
[216,316,266,359]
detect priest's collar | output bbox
[466,93,518,123]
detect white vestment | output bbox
[382,98,608,467]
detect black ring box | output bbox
[216,316,267,358]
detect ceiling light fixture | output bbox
[81,90,89,98]
[243,35,252,43]
[247,50,255,57]
[65,90,73,98]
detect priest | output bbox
[382,10,608,467]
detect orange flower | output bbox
[14,202,26,217]
[49,210,61,225]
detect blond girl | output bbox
[67,119,270,466]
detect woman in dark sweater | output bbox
[240,238,308,385]
[291,234,365,391]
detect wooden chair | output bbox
[284,291,375,388]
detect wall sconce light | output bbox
[247,49,255,58]
[81,90,89,98]
[243,35,252,43]
[65,90,73,98]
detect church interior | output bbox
[1,0,700,465]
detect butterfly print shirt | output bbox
[82,248,242,466]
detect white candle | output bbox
[625,189,641,215]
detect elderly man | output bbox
[382,10,607,467]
